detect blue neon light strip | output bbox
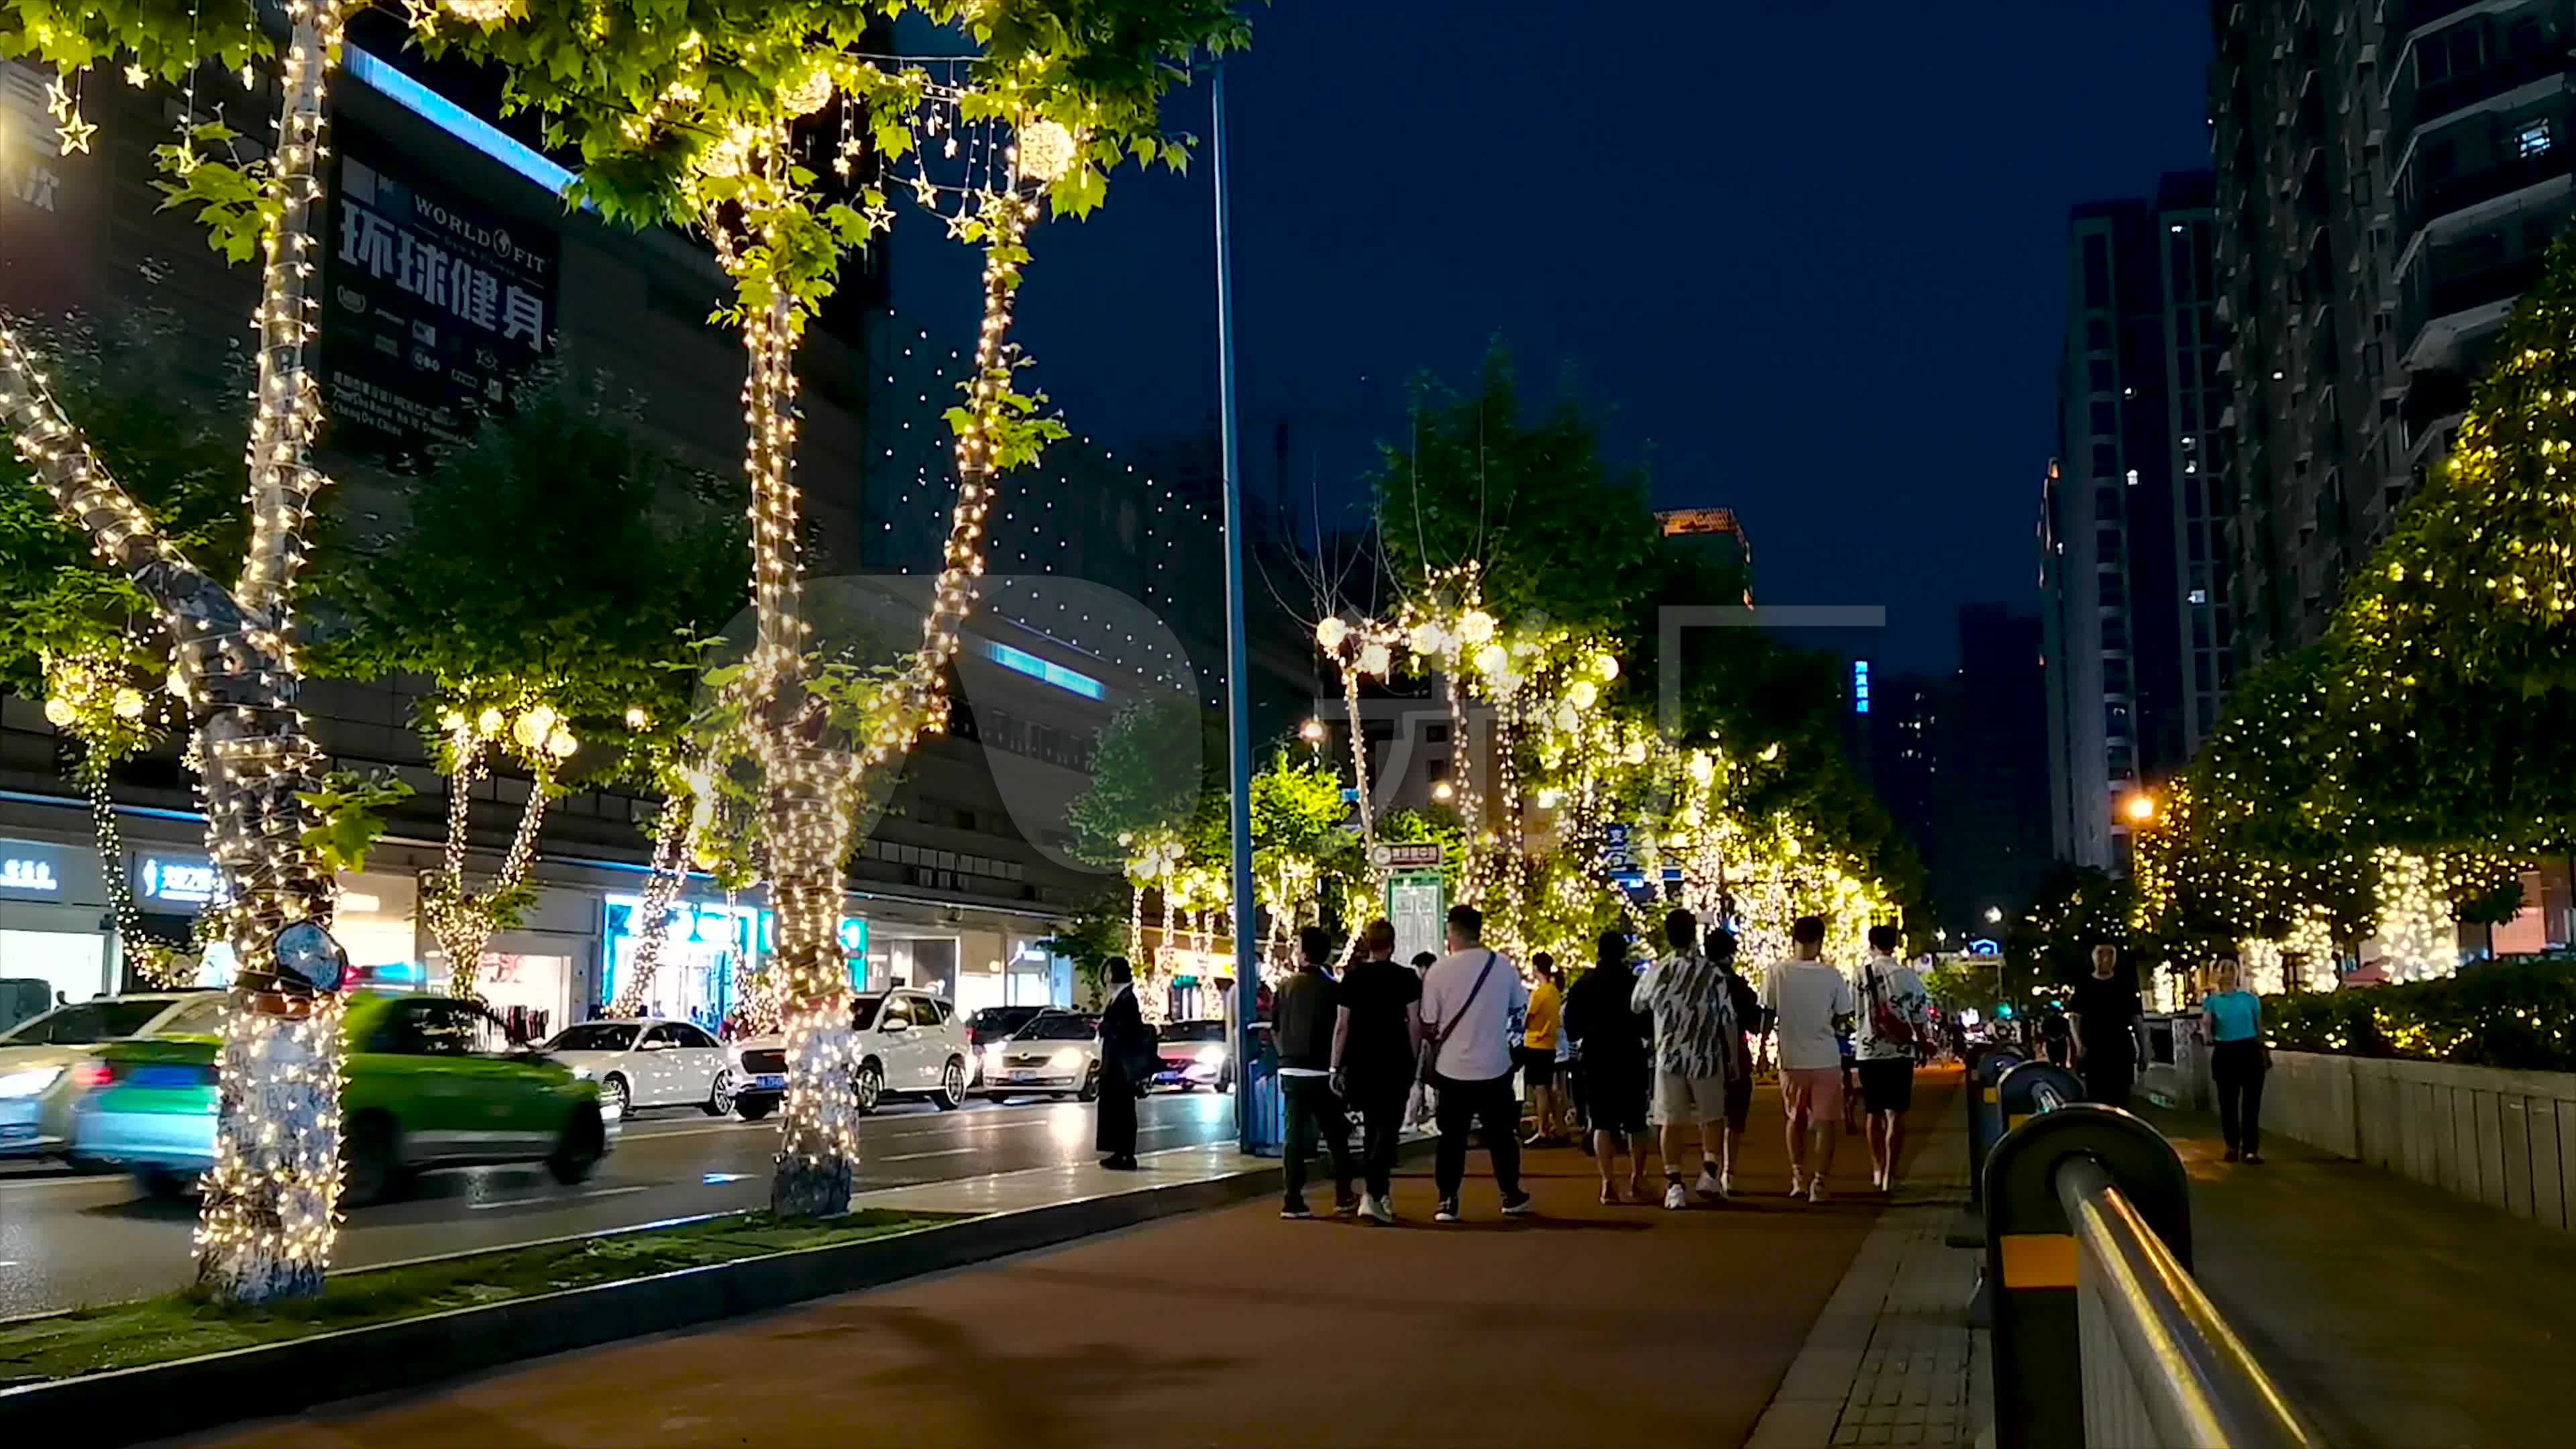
[979,639,1106,700]
[343,47,577,199]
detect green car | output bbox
[73,992,610,1205]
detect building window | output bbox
[2188,587,2210,606]
[2520,118,2555,159]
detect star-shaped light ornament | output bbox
[56,111,97,156]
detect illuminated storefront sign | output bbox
[0,844,63,895]
[138,857,221,906]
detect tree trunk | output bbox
[610,794,694,1016]
[426,741,551,1001]
[2,7,346,1305]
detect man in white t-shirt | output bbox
[1417,903,1535,1224]
[1853,924,1931,1195]
[1760,914,1856,1203]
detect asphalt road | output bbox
[0,1089,1236,1316]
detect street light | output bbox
[2123,791,2157,824]
[1299,718,1324,743]
[1984,906,2004,924]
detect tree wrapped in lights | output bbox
[0,310,256,985]
[432,0,1248,1218]
[3,0,369,1304]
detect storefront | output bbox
[0,837,108,1022]
[599,894,871,1031]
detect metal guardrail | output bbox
[1984,1061,2324,1449]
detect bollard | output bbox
[1994,1059,2084,1136]
[1963,1045,2025,1209]
[1983,1102,2191,1449]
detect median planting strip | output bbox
[0,1208,951,1383]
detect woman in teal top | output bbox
[2201,954,2267,1163]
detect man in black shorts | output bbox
[1707,926,1760,1197]
[1853,924,1929,1194]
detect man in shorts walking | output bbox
[1707,924,1761,1197]
[1633,908,1739,1209]
[1854,924,1929,1194]
[1762,914,1855,1203]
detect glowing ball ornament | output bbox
[1457,610,1496,645]
[782,66,835,117]
[1315,616,1348,650]
[1358,642,1392,678]
[111,687,146,720]
[1016,119,1077,184]
[1409,622,1448,656]
[1567,680,1599,709]
[41,697,73,728]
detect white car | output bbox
[0,992,229,1160]
[540,1018,732,1121]
[980,1010,1105,1100]
[726,989,971,1120]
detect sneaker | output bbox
[1501,1191,1536,1216]
[1335,1194,1361,1217]
[1695,1166,1727,1201]
[1522,1132,1548,1148]
[1664,1181,1689,1210]
[2243,1151,2265,1165]
[1362,1193,1396,1225]
[1787,1171,1806,1198]
[1807,1178,1829,1204]
[2222,1147,2240,1163]
[1599,1182,1622,1205]
[1280,1199,1312,1220]
[1434,1197,1462,1224]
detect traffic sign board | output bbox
[1372,841,1444,870]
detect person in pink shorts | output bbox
[1760,914,1856,1202]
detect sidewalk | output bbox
[2137,1100,2576,1449]
[171,1074,1961,1449]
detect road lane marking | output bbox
[877,1147,978,1162]
[469,1185,651,1212]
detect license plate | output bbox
[753,1074,786,1091]
[1008,1071,1037,1083]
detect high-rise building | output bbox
[2211,0,2575,663]
[1872,606,2052,934]
[2042,174,2231,873]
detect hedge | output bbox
[2267,959,2576,1073]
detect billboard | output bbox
[324,140,557,460]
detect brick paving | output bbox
[173,1073,1960,1449]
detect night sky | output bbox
[894,3,2214,673]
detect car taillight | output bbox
[72,1062,113,1090]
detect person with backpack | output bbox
[1633,908,1739,1209]
[1706,924,1762,1198]
[1415,903,1534,1223]
[1854,924,1930,1195]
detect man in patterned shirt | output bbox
[1631,908,1739,1210]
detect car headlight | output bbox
[0,1066,64,1098]
[983,1044,1007,1068]
[1193,1045,1226,1067]
[1049,1046,1083,1069]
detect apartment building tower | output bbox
[2212,0,2576,661]
[2042,174,2233,873]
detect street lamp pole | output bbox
[1211,60,1265,1155]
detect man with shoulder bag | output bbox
[1414,904,1534,1224]
[1854,925,1929,1195]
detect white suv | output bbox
[724,989,971,1120]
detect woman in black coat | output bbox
[1095,957,1150,1169]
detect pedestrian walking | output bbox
[2202,952,2268,1163]
[1274,925,1355,1218]
[1095,957,1150,1170]
[1708,925,1760,1195]
[1632,908,1739,1210]
[1416,904,1534,1223]
[2069,943,2145,1109]
[1854,925,1930,1195]
[1763,915,1855,1203]
[1564,927,1652,1202]
[1330,918,1421,1224]
[1519,952,1566,1146]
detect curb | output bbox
[1,1143,1424,1446]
